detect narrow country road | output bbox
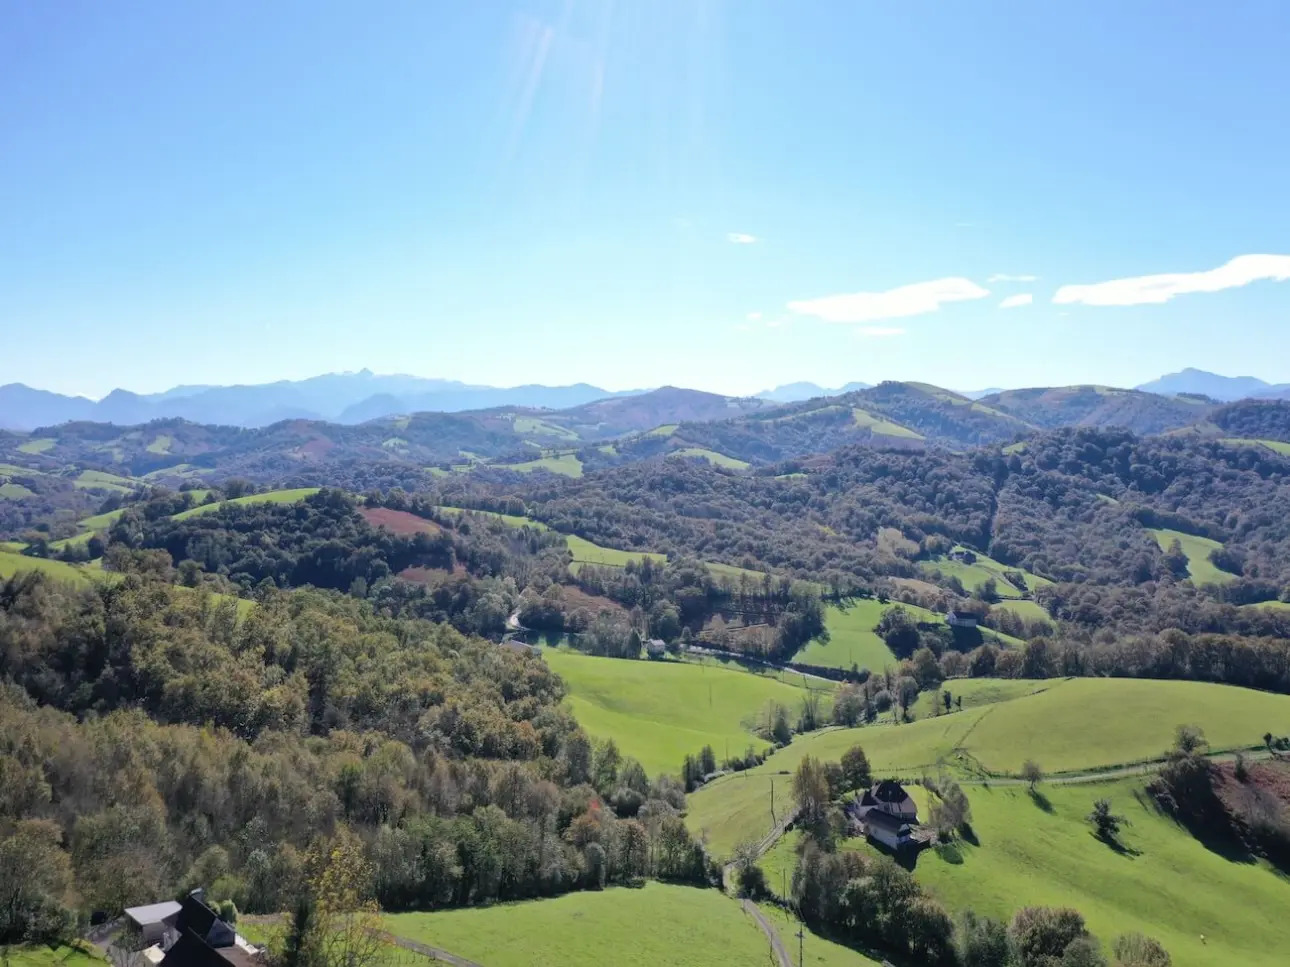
[376,931,485,967]
[742,900,792,967]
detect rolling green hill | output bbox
[685,676,1290,857]
[543,649,830,776]
[171,487,321,519]
[0,551,97,585]
[1147,527,1237,585]
[384,883,777,967]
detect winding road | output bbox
[742,900,792,967]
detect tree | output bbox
[1008,907,1090,967]
[876,606,921,659]
[0,820,75,945]
[975,578,1000,604]
[1112,933,1172,966]
[929,780,972,839]
[1088,799,1128,845]
[839,745,872,793]
[275,831,387,967]
[792,756,831,827]
[1172,725,1208,759]
[955,910,1011,967]
[832,686,866,727]
[1021,759,1044,790]
[1061,936,1109,967]
[895,676,920,719]
[699,745,717,777]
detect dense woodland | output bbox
[0,575,710,937]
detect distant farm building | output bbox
[645,638,667,658]
[946,609,979,629]
[948,548,977,563]
[122,890,260,967]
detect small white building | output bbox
[946,609,979,629]
[645,638,667,659]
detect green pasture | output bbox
[544,648,828,776]
[437,506,549,530]
[2,944,103,967]
[645,424,678,437]
[172,487,321,520]
[909,779,1290,967]
[566,534,666,569]
[1147,528,1237,585]
[16,438,55,454]
[74,469,135,493]
[920,548,1052,599]
[504,453,584,477]
[0,551,96,585]
[960,677,1290,775]
[1221,437,1290,456]
[383,882,775,967]
[851,407,922,439]
[0,482,34,499]
[146,434,172,454]
[756,904,884,966]
[512,415,578,439]
[793,600,904,672]
[670,447,751,470]
[992,597,1050,623]
[77,507,126,531]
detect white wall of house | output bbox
[867,823,901,849]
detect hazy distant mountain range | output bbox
[1134,368,1290,402]
[757,381,872,403]
[0,371,642,431]
[2,367,1289,433]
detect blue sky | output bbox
[3,0,1288,399]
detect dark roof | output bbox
[174,894,235,950]
[864,809,912,833]
[872,779,910,804]
[160,933,231,967]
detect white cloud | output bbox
[988,273,1038,283]
[999,293,1033,309]
[746,311,762,321]
[788,277,990,324]
[727,232,758,244]
[857,326,905,337]
[765,317,788,329]
[1053,254,1290,307]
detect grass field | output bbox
[0,482,34,499]
[992,597,1050,622]
[670,447,751,470]
[756,904,884,966]
[686,676,1290,856]
[1221,437,1290,456]
[74,469,135,493]
[438,506,549,530]
[0,550,95,585]
[16,438,55,454]
[513,415,578,439]
[504,453,584,477]
[905,779,1290,967]
[959,677,1290,775]
[543,649,828,775]
[1147,528,1237,585]
[851,408,923,439]
[792,600,908,671]
[645,424,678,437]
[172,487,321,519]
[146,434,172,454]
[76,507,126,531]
[911,677,1054,719]
[3,944,103,967]
[920,549,1052,599]
[566,534,667,568]
[384,883,776,967]
[1246,599,1290,612]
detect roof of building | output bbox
[947,609,979,621]
[125,902,183,926]
[864,809,912,833]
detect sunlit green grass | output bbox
[504,453,584,477]
[544,649,827,776]
[383,883,776,967]
[17,438,55,454]
[1147,528,1237,585]
[172,487,321,519]
[670,447,750,470]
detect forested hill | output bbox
[979,385,1213,435]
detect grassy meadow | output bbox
[792,600,906,671]
[851,407,923,439]
[685,676,1289,857]
[543,649,828,776]
[565,534,667,569]
[1148,528,1237,585]
[0,551,96,585]
[16,438,55,454]
[670,447,751,470]
[910,779,1290,967]
[920,548,1052,599]
[2,944,102,967]
[172,487,321,519]
[74,469,135,493]
[505,453,584,476]
[1221,437,1290,456]
[0,482,35,499]
[383,883,776,967]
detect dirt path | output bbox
[742,900,792,967]
[961,748,1277,787]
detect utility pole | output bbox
[797,923,804,967]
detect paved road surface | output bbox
[377,931,485,967]
[742,900,791,967]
